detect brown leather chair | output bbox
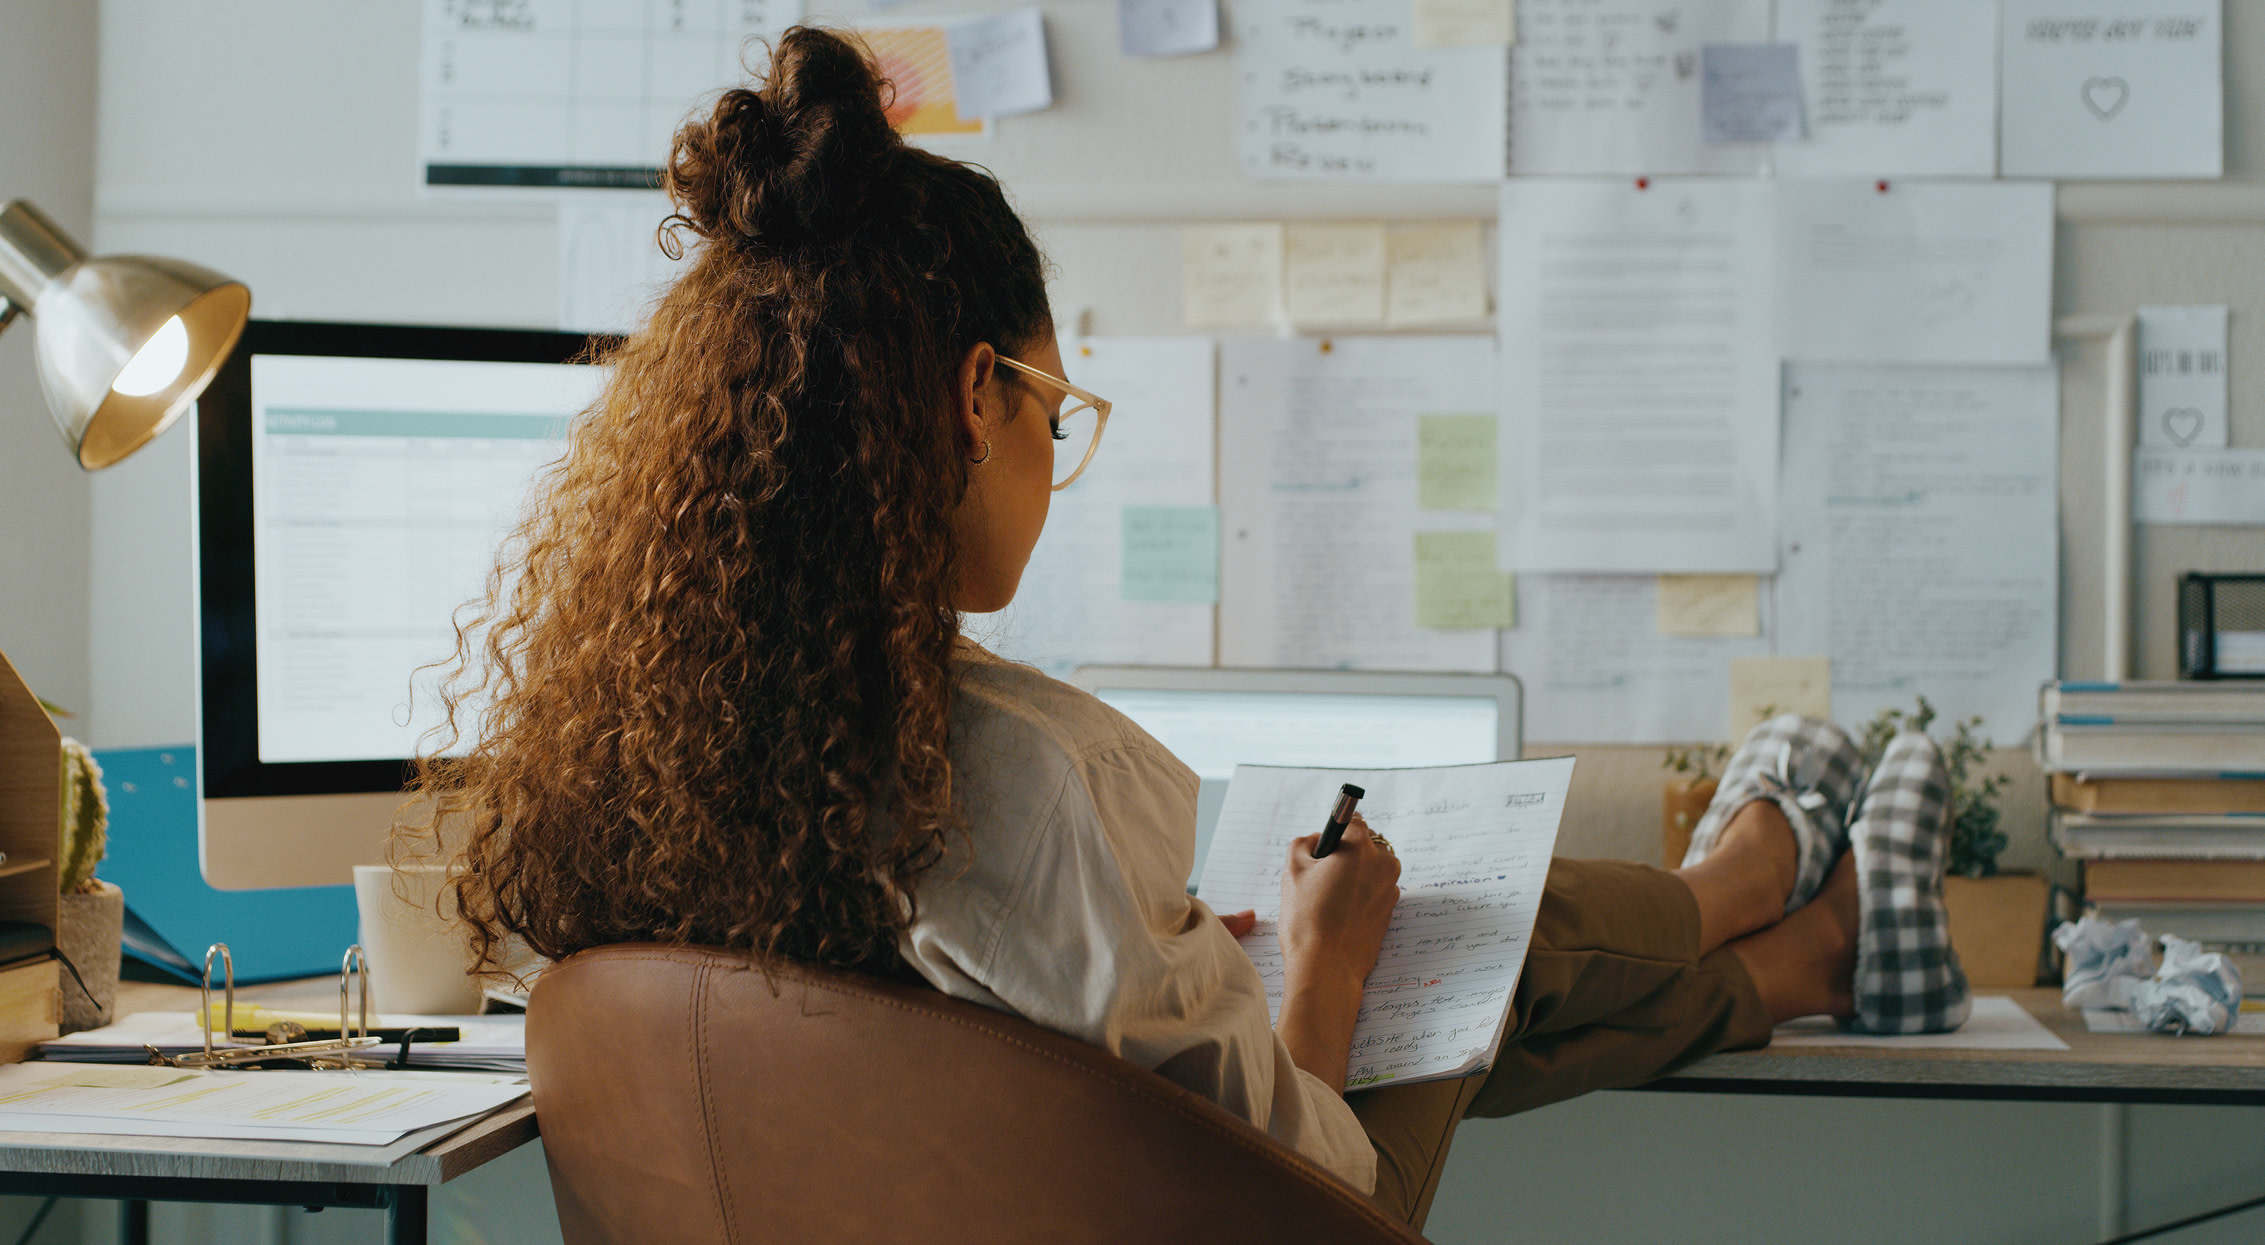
[527,944,1428,1244]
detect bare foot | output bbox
[1728,851,1858,1025]
[1673,799,1800,953]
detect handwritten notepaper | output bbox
[1777,364,2059,736]
[1182,224,1284,329]
[1417,413,1497,511]
[1236,0,1509,182]
[2000,0,2222,179]
[1775,180,2055,368]
[946,8,1053,121]
[1219,336,1500,672]
[1387,222,1488,326]
[1416,531,1514,629]
[1119,0,1219,57]
[1729,656,1831,735]
[1701,44,1805,144]
[1509,0,1771,176]
[2138,305,2229,449]
[1656,574,1759,637]
[1775,0,1998,178]
[2136,448,2265,526]
[1199,758,1576,1087]
[1285,223,1388,325]
[1413,0,1514,50]
[1124,505,1221,602]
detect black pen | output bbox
[1312,783,1365,858]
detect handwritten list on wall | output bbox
[1236,0,1509,182]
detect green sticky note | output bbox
[1414,531,1514,629]
[1417,413,1497,512]
[1123,505,1220,603]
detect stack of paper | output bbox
[0,1063,526,1146]
[38,1013,527,1074]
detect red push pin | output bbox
[1635,176,1650,190]
[1876,179,1891,193]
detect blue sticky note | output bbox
[1702,44,1806,144]
[1122,505,1220,603]
[94,746,358,983]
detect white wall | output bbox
[56,0,2265,1241]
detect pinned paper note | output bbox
[1510,0,1771,176]
[1284,224,1387,326]
[1119,0,1218,56]
[2138,305,2229,448]
[859,24,989,138]
[1656,575,1759,638]
[2000,1,2223,179]
[1702,44,1806,143]
[1413,0,1514,49]
[1386,222,1487,326]
[1415,531,1514,629]
[946,8,1052,121]
[1182,224,1284,329]
[1418,414,1497,512]
[2135,448,2265,526]
[1775,0,1997,178]
[1729,656,1831,735]
[1123,505,1221,602]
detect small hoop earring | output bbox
[970,439,993,465]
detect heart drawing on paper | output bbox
[2083,76,2130,121]
[2164,407,2206,446]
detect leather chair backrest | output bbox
[527,944,1427,1245]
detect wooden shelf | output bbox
[0,858,50,882]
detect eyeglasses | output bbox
[996,356,1112,491]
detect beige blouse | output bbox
[896,644,1377,1193]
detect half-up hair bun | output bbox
[667,27,903,248]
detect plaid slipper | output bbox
[1680,713,1865,914]
[1845,732,1972,1035]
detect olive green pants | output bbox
[1345,858,1774,1230]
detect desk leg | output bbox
[119,1200,150,1245]
[386,1185,428,1245]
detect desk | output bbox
[0,975,537,1245]
[1652,987,2265,1106]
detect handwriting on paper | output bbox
[1181,224,1283,329]
[1236,0,1508,182]
[945,8,1052,121]
[1386,222,1487,326]
[1999,0,2221,179]
[1285,223,1388,325]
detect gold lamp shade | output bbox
[0,200,250,469]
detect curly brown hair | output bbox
[404,27,1051,977]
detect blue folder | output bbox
[93,746,359,983]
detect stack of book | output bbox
[2043,682,2265,983]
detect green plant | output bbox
[1857,698,2010,879]
[1662,741,1733,784]
[58,738,108,894]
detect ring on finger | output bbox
[1370,833,1394,855]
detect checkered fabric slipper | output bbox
[1845,732,1972,1035]
[1680,714,1865,915]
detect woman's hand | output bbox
[1279,813,1402,987]
[1272,813,1401,1092]
[1219,908,1258,939]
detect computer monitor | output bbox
[196,320,605,889]
[1070,666,1522,892]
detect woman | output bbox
[413,27,1967,1229]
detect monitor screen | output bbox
[199,321,604,800]
[1092,689,1501,779]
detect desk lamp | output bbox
[0,197,251,1057]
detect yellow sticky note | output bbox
[1411,0,1514,50]
[1387,221,1488,326]
[1728,657,1831,736]
[1182,223,1284,329]
[1418,413,1498,512]
[1415,531,1514,629]
[1284,223,1387,326]
[1657,574,1760,637]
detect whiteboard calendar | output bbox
[420,0,804,191]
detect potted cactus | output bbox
[55,736,121,1033]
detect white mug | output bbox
[352,864,485,1015]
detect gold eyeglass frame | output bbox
[996,356,1112,491]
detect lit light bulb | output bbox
[112,315,190,397]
